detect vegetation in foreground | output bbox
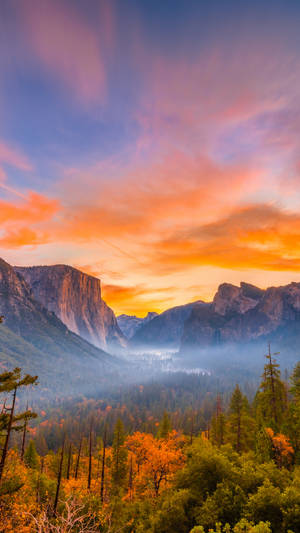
[1,345,300,532]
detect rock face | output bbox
[117,312,158,339]
[213,282,264,316]
[130,303,203,349]
[15,265,126,350]
[181,282,300,350]
[0,258,120,393]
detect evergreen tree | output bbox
[255,345,285,431]
[24,439,39,469]
[158,411,171,439]
[287,362,300,461]
[111,419,127,488]
[0,367,38,480]
[20,404,37,461]
[228,385,253,453]
[290,362,300,401]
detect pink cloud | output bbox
[19,0,113,105]
[0,140,32,172]
[133,36,298,161]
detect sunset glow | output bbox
[1,0,300,315]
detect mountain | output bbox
[127,281,300,367]
[130,302,203,349]
[0,258,122,395]
[15,265,126,351]
[117,312,158,339]
[181,281,300,355]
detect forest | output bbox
[1,348,300,533]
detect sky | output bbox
[1,0,300,316]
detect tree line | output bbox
[1,345,300,531]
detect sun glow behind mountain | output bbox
[1,0,300,316]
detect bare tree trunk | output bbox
[236,401,241,453]
[128,454,133,500]
[36,457,44,504]
[74,438,82,480]
[88,422,93,490]
[268,343,278,424]
[20,403,29,461]
[53,439,65,516]
[0,387,17,481]
[190,412,194,445]
[100,426,107,504]
[66,443,72,480]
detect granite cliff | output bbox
[15,265,126,351]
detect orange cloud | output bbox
[56,151,260,245]
[0,192,59,248]
[149,204,300,274]
[0,228,46,248]
[0,192,58,225]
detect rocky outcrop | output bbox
[181,281,300,350]
[15,265,126,350]
[117,312,158,339]
[213,282,264,315]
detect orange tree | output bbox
[126,430,185,498]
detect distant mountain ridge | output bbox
[15,265,125,351]
[181,281,300,352]
[130,302,203,349]
[126,281,300,361]
[117,312,158,339]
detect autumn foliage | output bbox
[1,352,300,532]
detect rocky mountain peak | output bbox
[213,282,263,316]
[117,311,159,339]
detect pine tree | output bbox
[158,411,171,439]
[255,344,285,431]
[20,404,37,461]
[228,384,253,453]
[288,362,300,460]
[111,419,127,489]
[24,439,39,469]
[0,367,38,480]
[290,362,300,402]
